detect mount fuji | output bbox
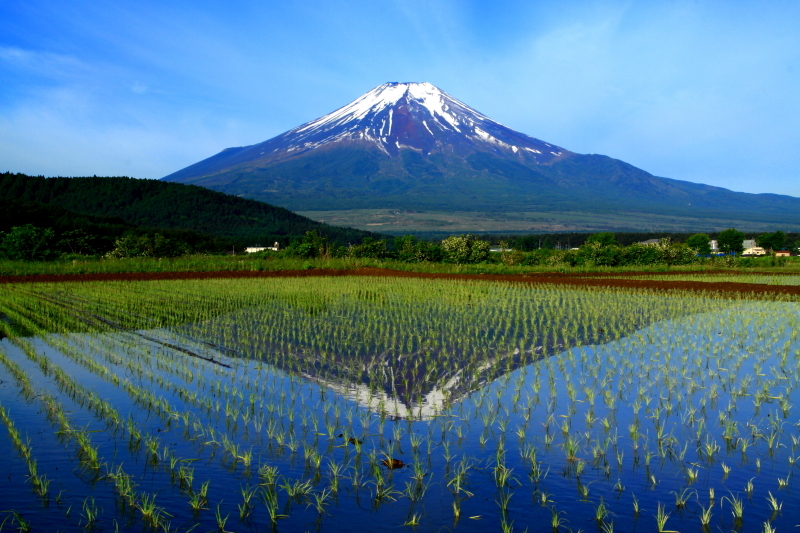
[163,82,800,231]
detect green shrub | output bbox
[441,235,490,264]
[0,225,58,261]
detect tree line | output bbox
[255,229,796,267]
[2,225,795,265]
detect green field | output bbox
[1,253,799,278]
[298,208,800,236]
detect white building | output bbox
[245,242,280,253]
[742,247,766,256]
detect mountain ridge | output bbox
[163,82,800,227]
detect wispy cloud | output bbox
[0,46,91,79]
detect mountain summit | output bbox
[163,82,800,229]
[266,81,567,161]
[166,82,567,173]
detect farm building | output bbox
[742,247,767,256]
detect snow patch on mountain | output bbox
[256,82,565,161]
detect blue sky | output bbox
[1,0,798,196]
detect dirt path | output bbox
[2,267,799,297]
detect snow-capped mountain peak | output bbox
[263,82,566,160]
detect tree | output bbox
[586,232,617,246]
[0,225,58,261]
[394,235,443,262]
[686,233,711,255]
[57,229,97,255]
[285,230,331,258]
[756,231,786,252]
[106,233,190,258]
[717,228,745,254]
[577,242,622,266]
[346,237,389,259]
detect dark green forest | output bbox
[0,173,382,247]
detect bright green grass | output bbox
[605,273,800,285]
[1,254,799,277]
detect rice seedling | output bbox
[495,488,513,515]
[259,485,286,524]
[281,477,314,501]
[214,502,230,533]
[765,491,782,515]
[745,477,755,498]
[80,496,100,530]
[722,493,744,526]
[307,488,333,516]
[594,498,610,524]
[699,504,713,528]
[671,488,696,509]
[238,484,259,518]
[404,512,422,527]
[0,511,32,533]
[655,503,674,533]
[189,481,210,511]
[550,507,567,532]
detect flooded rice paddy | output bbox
[0,276,798,532]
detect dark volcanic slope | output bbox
[163,82,800,224]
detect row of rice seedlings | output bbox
[2,277,799,530]
[0,344,177,529]
[532,300,799,528]
[5,325,349,528]
[0,403,50,499]
[6,278,556,528]
[35,333,261,477]
[51,330,290,463]
[1,276,732,434]
[131,296,800,528]
[57,324,400,474]
[0,288,304,446]
[0,335,229,528]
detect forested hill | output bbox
[0,173,382,245]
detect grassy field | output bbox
[297,208,800,236]
[596,273,800,285]
[2,254,800,278]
